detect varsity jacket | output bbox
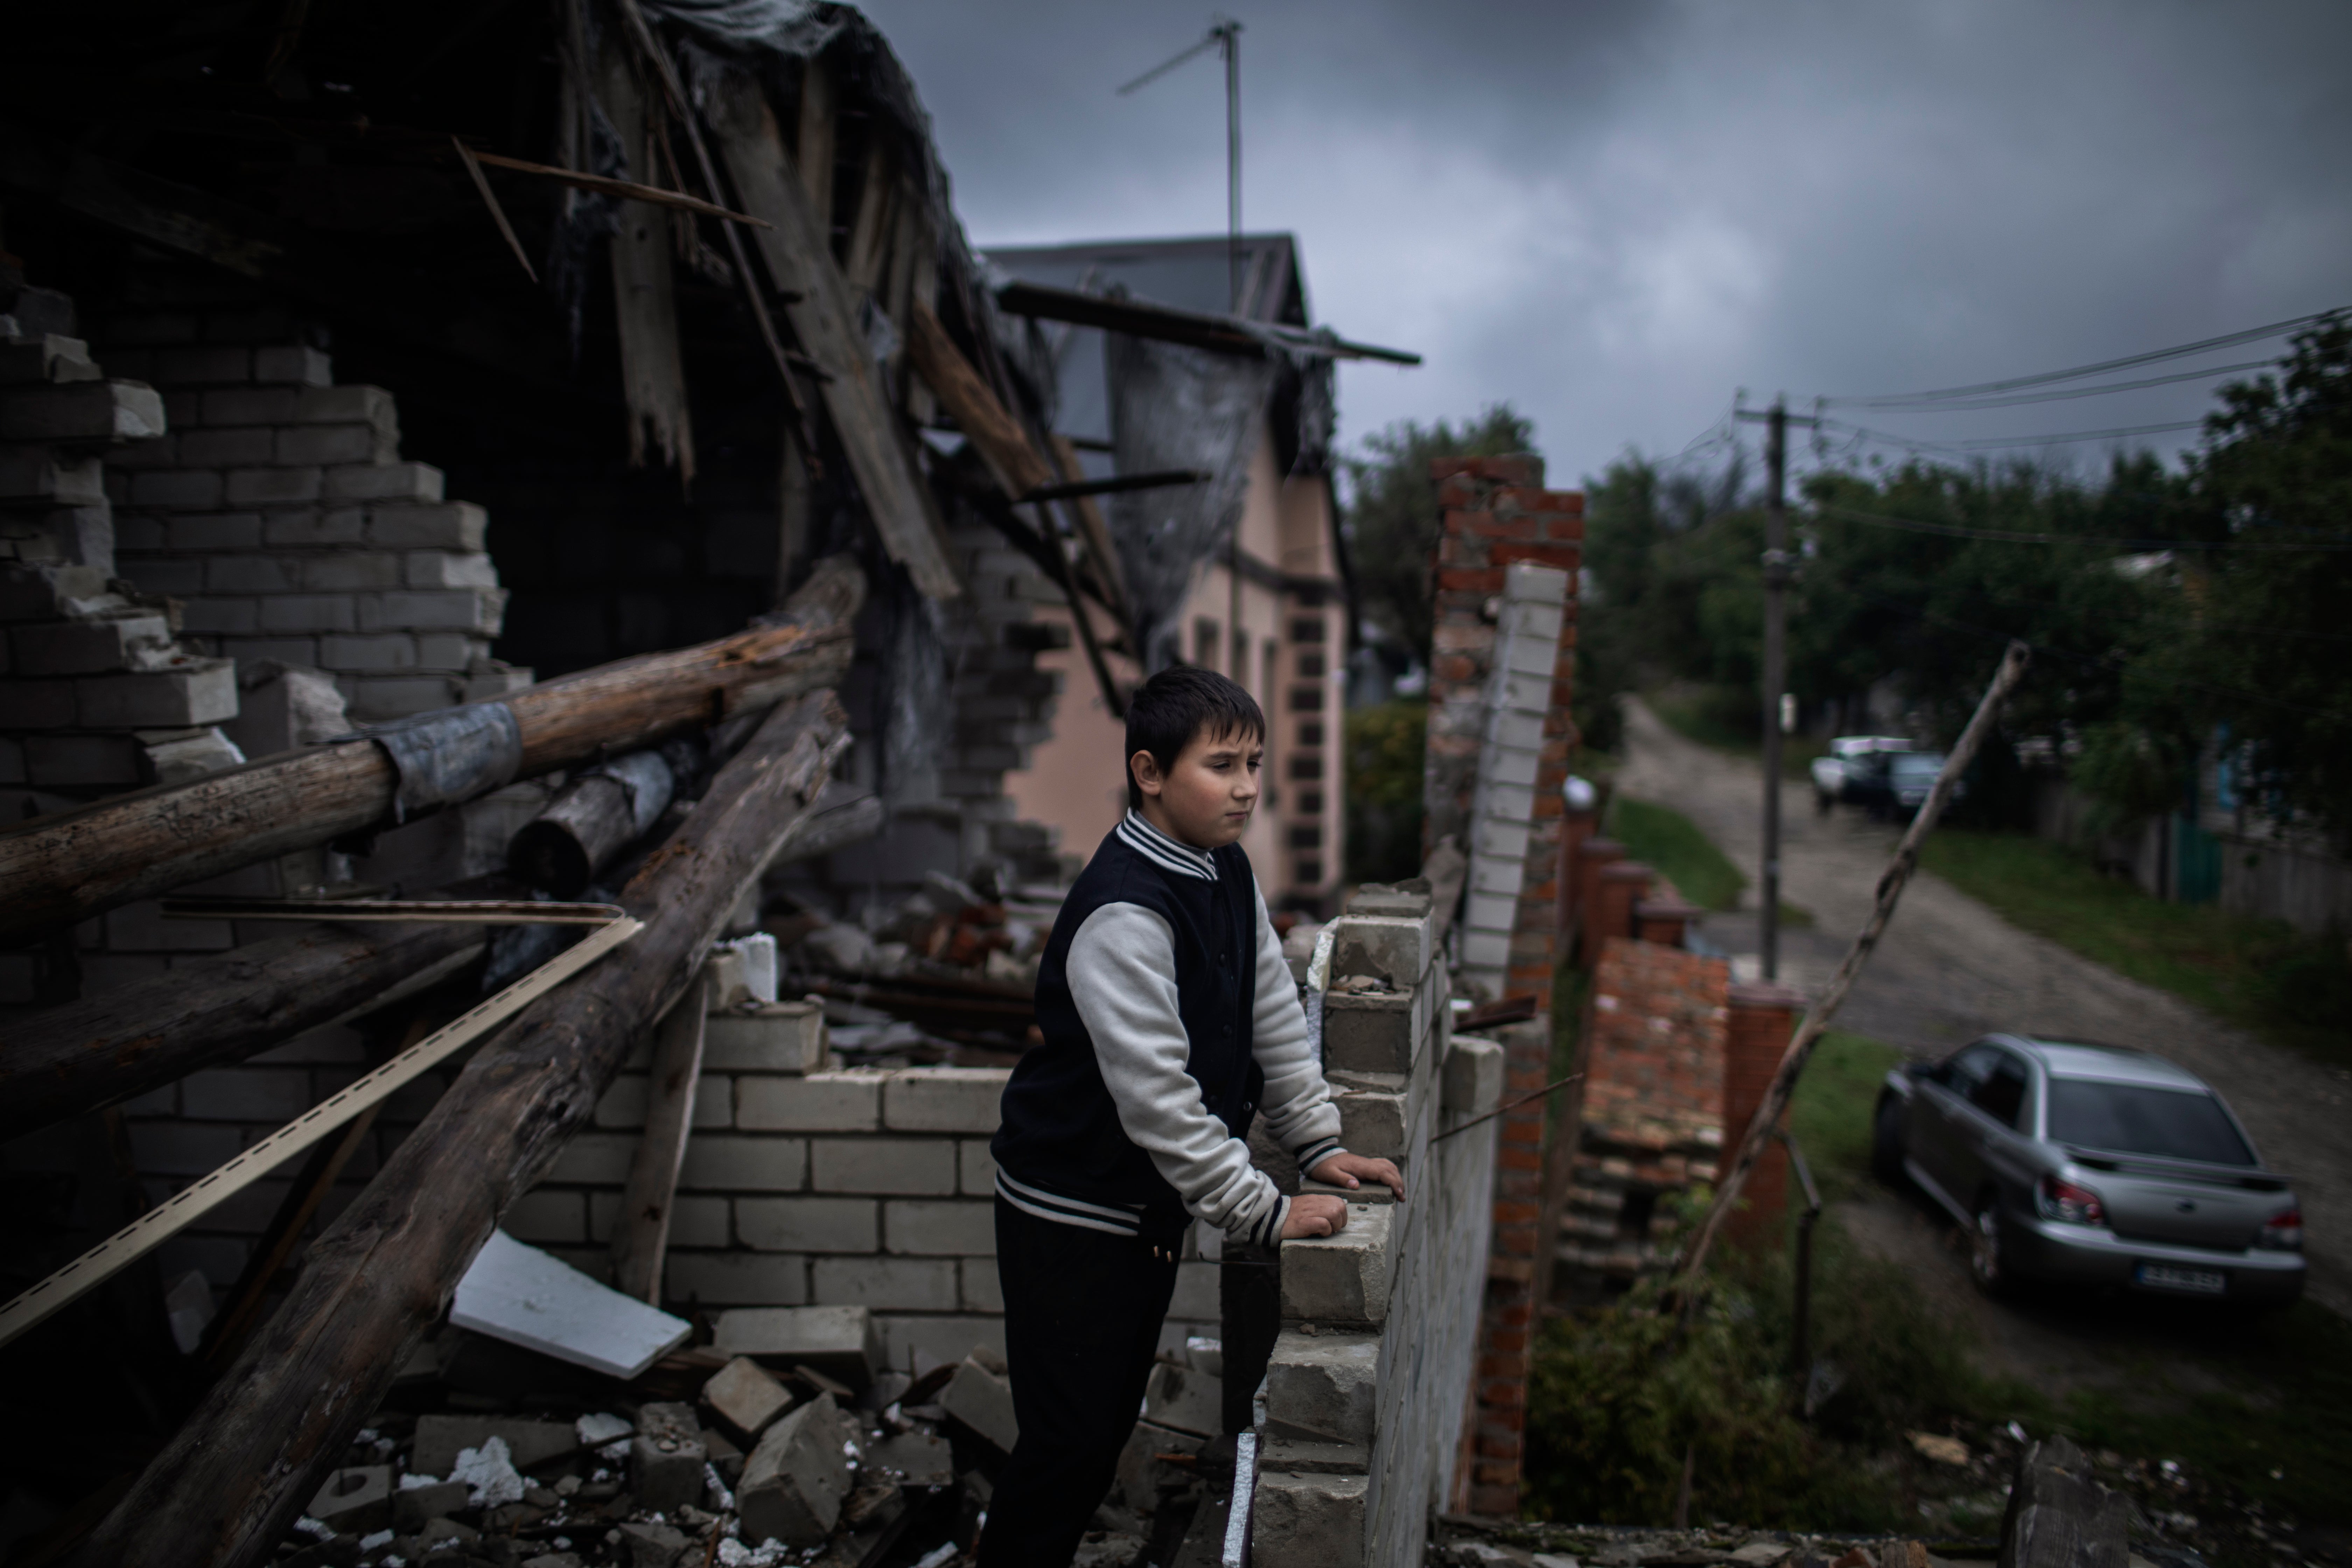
[991,811,1346,1251]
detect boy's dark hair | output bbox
[1125,665,1265,808]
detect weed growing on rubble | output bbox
[1524,1212,1997,1529]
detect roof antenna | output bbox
[1119,16,1244,313]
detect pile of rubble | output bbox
[274,1302,1226,1568]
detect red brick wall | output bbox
[1422,456,1588,1516]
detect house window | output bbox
[1291,685,1323,713]
[1298,652,1326,678]
[1288,824,1322,850]
[1194,617,1220,669]
[1264,639,1279,698]
[1297,721,1324,748]
[1232,629,1249,684]
[1297,790,1324,816]
[1291,616,1326,643]
[1289,755,1323,781]
[1296,859,1324,884]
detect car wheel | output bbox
[1968,1198,2010,1298]
[1870,1096,1906,1185]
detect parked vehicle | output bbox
[1873,1035,2305,1307]
[1811,735,1912,812]
[1860,749,1965,820]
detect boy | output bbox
[981,666,1404,1564]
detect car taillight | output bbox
[2254,1209,2303,1251]
[2037,1174,2106,1226]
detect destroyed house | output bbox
[0,4,1515,1566]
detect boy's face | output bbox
[1132,723,1262,849]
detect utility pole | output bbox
[1118,18,1246,310]
[1735,396,1818,980]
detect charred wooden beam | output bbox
[600,34,696,484]
[507,750,675,898]
[0,559,863,949]
[701,66,962,601]
[74,690,851,1568]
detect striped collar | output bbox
[1116,809,1218,882]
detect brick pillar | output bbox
[1418,455,1586,1516]
[1591,861,1652,960]
[1634,893,1703,948]
[1570,836,1624,964]
[1722,980,1805,1250]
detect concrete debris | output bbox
[938,1349,1018,1456]
[450,1230,693,1380]
[737,1392,852,1546]
[710,1304,881,1390]
[704,1354,797,1441]
[631,1401,708,1513]
[451,1434,526,1507]
[306,1465,392,1533]
[1907,1430,1970,1466]
[1142,1356,1221,1438]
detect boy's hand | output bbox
[1281,1194,1349,1240]
[1308,1152,1405,1202]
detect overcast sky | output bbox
[854,0,2351,493]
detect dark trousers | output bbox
[976,1195,1178,1567]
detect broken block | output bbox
[1258,1434,1367,1475]
[703,1354,796,1442]
[939,1353,1018,1455]
[702,1001,826,1073]
[1442,1033,1505,1117]
[1112,1420,1207,1516]
[882,1066,1008,1133]
[305,1465,391,1533]
[617,1519,691,1568]
[1329,1072,1410,1160]
[1252,1470,1367,1568]
[630,1401,707,1514]
[1280,1203,1393,1324]
[737,1392,853,1546]
[710,1304,880,1390]
[1143,1358,1220,1439]
[1330,911,1435,989]
[1266,1327,1380,1447]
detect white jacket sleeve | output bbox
[1066,901,1290,1248]
[1247,881,1346,1172]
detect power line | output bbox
[1822,415,2207,453]
[1812,503,2352,552]
[1823,310,2331,407]
[1859,359,2277,413]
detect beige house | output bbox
[986,235,1353,910]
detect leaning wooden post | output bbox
[610,973,708,1304]
[73,690,852,1568]
[1672,640,2030,1289]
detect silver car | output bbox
[1874,1034,2305,1306]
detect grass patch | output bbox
[1606,792,1814,926]
[1786,1030,1904,1200]
[1920,828,2352,1071]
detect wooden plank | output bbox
[796,57,835,244]
[465,147,769,226]
[1051,432,1136,629]
[702,69,961,600]
[598,37,696,485]
[76,691,850,1568]
[197,1104,382,1373]
[610,973,708,1304]
[843,139,895,295]
[0,561,861,948]
[996,278,1423,365]
[904,295,1055,494]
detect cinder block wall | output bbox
[523,1052,1220,1374]
[1254,886,1506,1567]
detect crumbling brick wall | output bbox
[1416,454,1583,1516]
[1560,937,1730,1286]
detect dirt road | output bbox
[1615,695,2351,1317]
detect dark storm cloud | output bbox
[857,0,2352,485]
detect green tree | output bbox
[2176,310,2352,841]
[1340,405,1536,657]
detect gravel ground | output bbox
[1612,696,2351,1318]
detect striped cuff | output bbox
[1252,1194,1289,1250]
[1292,1138,1346,1178]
